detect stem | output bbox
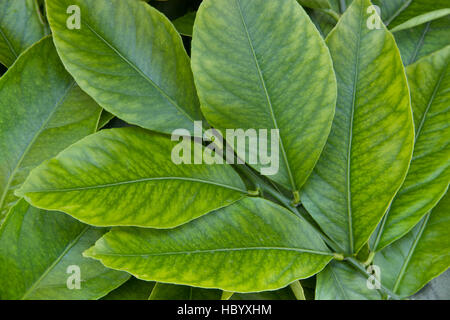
[290,281,306,300]
[346,257,401,300]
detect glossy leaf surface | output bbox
[192,0,337,192]
[46,0,203,134]
[301,0,414,254]
[0,200,129,300]
[18,127,246,228]
[85,198,333,292]
[0,37,101,224]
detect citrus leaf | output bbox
[372,0,411,25]
[102,277,155,300]
[391,9,450,33]
[301,0,414,254]
[149,283,222,300]
[0,37,101,224]
[0,200,129,300]
[374,192,450,298]
[232,287,296,300]
[97,110,115,130]
[297,0,333,9]
[388,0,450,29]
[191,0,337,193]
[46,0,203,135]
[84,198,333,293]
[172,11,196,37]
[17,127,246,228]
[371,46,450,251]
[0,0,47,67]
[315,261,382,300]
[394,16,450,65]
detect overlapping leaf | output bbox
[0,37,101,224]
[316,261,382,300]
[84,198,333,292]
[0,0,47,67]
[191,0,337,193]
[46,0,203,134]
[374,192,450,298]
[17,127,246,228]
[301,0,414,254]
[0,200,129,300]
[149,283,222,300]
[371,46,450,251]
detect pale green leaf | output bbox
[315,261,382,300]
[191,0,337,193]
[84,198,333,293]
[391,9,450,33]
[0,0,47,67]
[149,283,222,300]
[374,192,450,298]
[46,0,203,135]
[301,0,414,254]
[371,46,450,251]
[0,37,101,224]
[0,200,129,300]
[17,127,246,228]
[395,16,450,65]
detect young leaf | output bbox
[149,283,222,300]
[315,261,382,300]
[191,0,337,193]
[387,0,450,29]
[374,192,450,298]
[0,200,129,300]
[0,36,101,224]
[17,127,246,228]
[394,16,450,65]
[101,277,155,300]
[391,9,450,33]
[301,0,414,254]
[84,198,333,293]
[371,46,450,251]
[172,11,196,37]
[0,0,47,67]
[46,0,203,135]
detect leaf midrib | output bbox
[23,176,247,194]
[81,20,195,124]
[92,246,333,257]
[0,81,76,215]
[234,0,297,192]
[408,22,431,65]
[392,212,430,293]
[21,225,90,300]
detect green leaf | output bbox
[371,46,450,251]
[315,261,382,300]
[0,0,47,67]
[97,110,115,130]
[297,0,332,9]
[372,0,410,25]
[374,192,450,298]
[84,198,333,293]
[0,199,129,300]
[411,269,450,300]
[191,0,337,192]
[231,287,296,300]
[388,0,450,29]
[172,11,196,37]
[17,127,246,228]
[301,0,414,254]
[391,9,450,33]
[149,283,222,300]
[308,8,339,38]
[394,16,450,65]
[0,36,101,224]
[102,277,155,300]
[46,0,203,135]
